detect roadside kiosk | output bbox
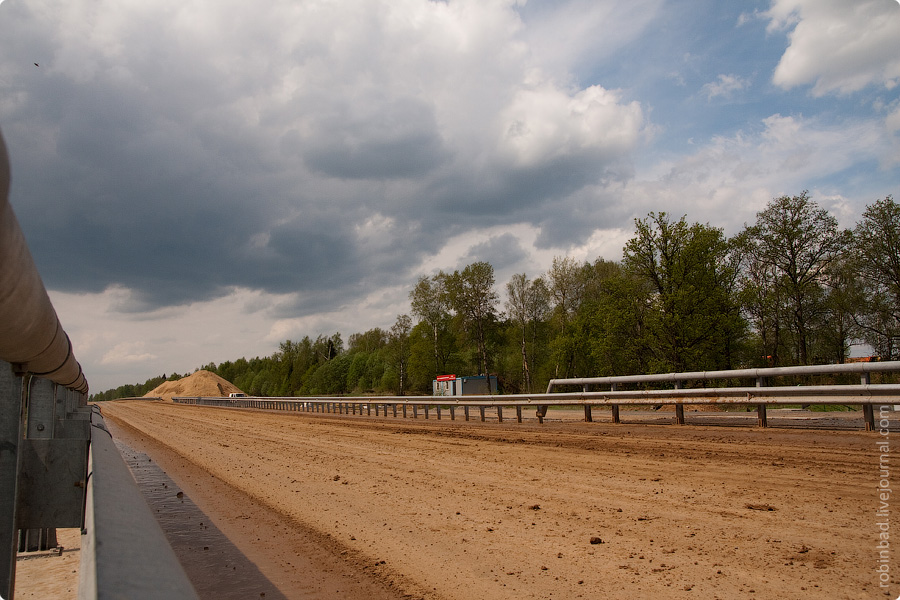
[432,374,498,396]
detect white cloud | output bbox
[498,84,645,166]
[887,103,900,132]
[101,342,157,366]
[49,286,295,390]
[701,74,750,100]
[765,0,900,96]
[517,0,664,76]
[626,112,894,232]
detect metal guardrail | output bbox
[79,410,198,600]
[0,128,196,599]
[546,361,900,389]
[545,361,900,429]
[173,360,900,431]
[0,134,86,395]
[0,127,92,598]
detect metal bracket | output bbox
[15,438,88,529]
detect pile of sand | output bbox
[145,370,244,402]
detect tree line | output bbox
[91,193,899,401]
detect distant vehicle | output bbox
[229,392,248,398]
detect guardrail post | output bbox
[19,377,56,552]
[583,384,592,422]
[0,363,24,600]
[862,372,876,431]
[611,383,620,423]
[449,406,455,420]
[402,404,407,418]
[464,406,470,421]
[675,381,685,424]
[497,406,503,423]
[756,377,768,428]
[516,406,522,423]
[479,406,486,422]
[413,405,418,418]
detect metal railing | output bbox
[0,129,197,599]
[173,360,900,431]
[0,131,86,395]
[79,409,198,600]
[545,361,900,429]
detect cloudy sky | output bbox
[1,0,899,392]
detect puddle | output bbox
[115,439,287,600]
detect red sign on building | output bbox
[436,374,457,382]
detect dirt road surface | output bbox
[101,400,891,599]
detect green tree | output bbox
[624,212,744,373]
[577,265,651,377]
[440,261,499,375]
[505,273,550,392]
[854,196,900,359]
[409,275,454,376]
[815,255,865,364]
[735,231,789,367]
[407,321,442,393]
[742,192,849,365]
[389,314,413,395]
[347,328,388,354]
[546,256,585,377]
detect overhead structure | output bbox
[0,131,87,393]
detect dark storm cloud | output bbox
[460,233,529,273]
[418,147,635,251]
[0,0,650,317]
[290,96,449,180]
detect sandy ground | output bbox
[97,400,893,600]
[14,528,81,599]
